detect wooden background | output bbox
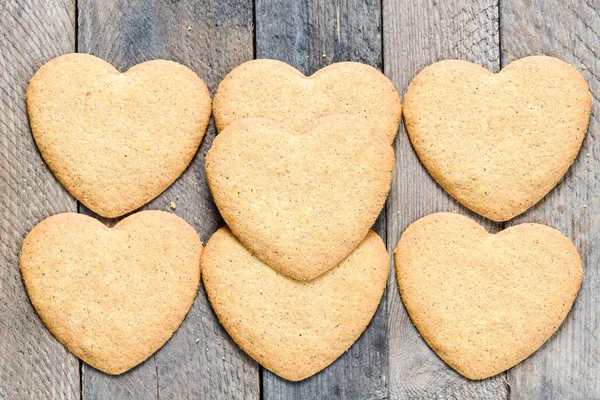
[1,0,598,398]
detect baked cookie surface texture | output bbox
[205,115,394,280]
[27,53,212,218]
[213,59,401,143]
[20,211,203,374]
[403,56,591,221]
[201,227,389,381]
[394,212,582,379]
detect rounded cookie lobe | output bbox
[201,227,389,381]
[27,53,212,218]
[205,115,394,280]
[403,56,591,221]
[394,212,582,379]
[20,210,203,374]
[213,59,401,144]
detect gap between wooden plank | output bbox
[75,3,83,398]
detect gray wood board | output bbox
[255,0,388,399]
[383,0,509,398]
[1,1,598,398]
[77,0,258,399]
[0,0,79,399]
[501,1,600,399]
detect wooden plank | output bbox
[255,1,388,399]
[77,1,259,399]
[501,1,600,398]
[383,0,510,398]
[0,1,79,399]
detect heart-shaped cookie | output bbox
[202,227,388,381]
[20,211,202,374]
[403,56,591,221]
[205,115,394,280]
[213,59,402,144]
[394,212,582,380]
[27,53,212,218]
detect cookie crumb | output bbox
[221,356,226,360]
[195,338,200,343]
[586,153,591,157]
[218,340,222,345]
[170,201,177,210]
[187,26,192,31]
[583,204,588,208]
[322,53,326,58]
[581,64,587,70]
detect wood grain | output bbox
[1,1,596,398]
[77,0,258,399]
[255,0,388,398]
[0,0,79,399]
[383,0,509,398]
[501,1,600,398]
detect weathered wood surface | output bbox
[383,0,509,398]
[255,0,389,399]
[77,1,258,399]
[1,0,599,398]
[501,1,600,398]
[0,1,79,399]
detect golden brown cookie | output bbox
[205,115,394,281]
[202,227,389,381]
[27,53,212,218]
[20,211,202,375]
[213,59,401,144]
[403,56,591,221]
[394,212,582,380]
